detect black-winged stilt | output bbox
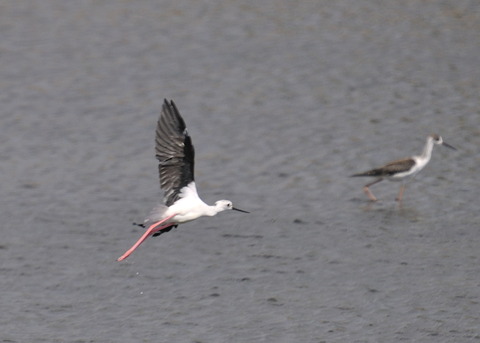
[351,134,456,202]
[117,100,248,261]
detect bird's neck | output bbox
[204,204,222,217]
[419,137,434,161]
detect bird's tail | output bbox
[132,221,176,236]
[152,224,177,237]
[351,169,383,177]
[351,172,368,177]
[143,204,175,237]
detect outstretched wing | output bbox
[155,99,195,206]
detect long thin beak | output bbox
[233,207,249,213]
[442,141,457,150]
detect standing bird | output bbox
[351,134,456,202]
[117,99,248,261]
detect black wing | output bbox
[351,158,415,177]
[155,99,195,206]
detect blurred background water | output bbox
[1,1,479,342]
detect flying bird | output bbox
[118,99,248,261]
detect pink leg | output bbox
[363,178,383,201]
[363,186,377,202]
[396,184,406,202]
[117,214,177,261]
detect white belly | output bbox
[166,196,212,223]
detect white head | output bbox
[214,200,249,213]
[430,134,444,145]
[429,134,456,150]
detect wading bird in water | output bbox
[351,134,456,202]
[117,100,248,261]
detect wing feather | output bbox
[155,99,195,206]
[351,158,415,177]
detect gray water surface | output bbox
[1,1,480,342]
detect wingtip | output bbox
[162,98,176,108]
[163,98,176,105]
